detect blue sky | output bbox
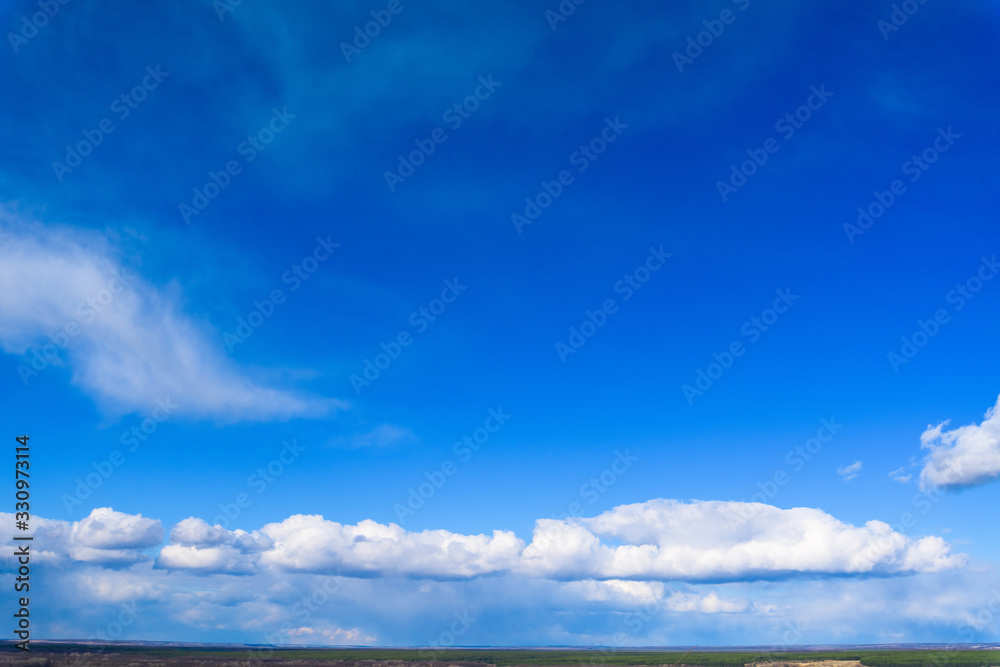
[2,0,1000,648]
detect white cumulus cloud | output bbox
[156,518,273,574]
[517,499,962,581]
[0,501,978,645]
[920,394,1000,490]
[154,499,964,581]
[2,507,163,565]
[259,515,524,578]
[5,501,966,581]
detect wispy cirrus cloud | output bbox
[837,460,863,481]
[331,424,417,450]
[889,466,912,483]
[0,210,343,422]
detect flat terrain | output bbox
[1,650,999,667]
[749,662,864,667]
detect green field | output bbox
[254,649,1000,667]
[33,647,1000,667]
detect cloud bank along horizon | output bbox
[1,0,1000,648]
